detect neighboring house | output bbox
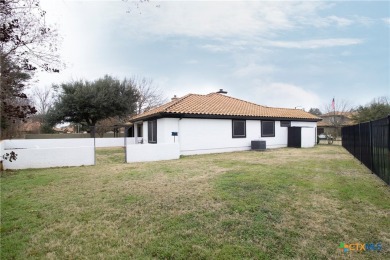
[129,91,321,156]
[317,111,355,137]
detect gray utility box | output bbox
[251,140,266,151]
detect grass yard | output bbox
[1,145,389,259]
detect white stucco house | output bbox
[128,91,321,157]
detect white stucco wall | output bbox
[142,121,148,140]
[291,121,317,148]
[2,139,95,170]
[157,118,180,144]
[126,143,180,163]
[95,138,135,147]
[0,141,4,162]
[4,138,95,149]
[262,121,288,149]
[301,127,316,148]
[136,118,317,158]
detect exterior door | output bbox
[288,127,302,148]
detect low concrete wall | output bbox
[126,143,180,163]
[2,139,95,170]
[0,141,4,170]
[4,138,138,149]
[25,133,126,139]
[4,138,94,149]
[0,141,4,156]
[95,138,137,148]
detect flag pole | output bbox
[332,97,336,137]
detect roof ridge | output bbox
[207,93,267,108]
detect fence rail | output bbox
[342,116,389,185]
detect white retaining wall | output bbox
[2,139,95,170]
[4,138,136,149]
[126,143,180,163]
[95,137,136,147]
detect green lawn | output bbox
[1,145,389,259]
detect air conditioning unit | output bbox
[251,140,266,151]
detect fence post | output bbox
[369,120,374,173]
[91,126,96,165]
[124,126,129,163]
[359,123,362,163]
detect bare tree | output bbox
[131,77,167,114]
[322,98,353,137]
[1,0,62,73]
[95,117,122,138]
[31,86,55,115]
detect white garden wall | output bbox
[126,143,180,163]
[2,139,94,170]
[0,141,4,160]
[95,137,136,147]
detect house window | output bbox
[261,121,275,137]
[128,126,134,137]
[232,120,246,138]
[280,121,291,127]
[137,124,143,137]
[148,120,157,143]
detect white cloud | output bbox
[298,15,354,28]
[265,38,363,49]
[185,60,199,65]
[233,63,276,78]
[251,82,322,110]
[123,1,328,38]
[327,15,354,27]
[383,18,390,26]
[201,41,248,52]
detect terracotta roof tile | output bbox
[130,93,321,121]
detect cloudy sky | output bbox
[38,0,390,111]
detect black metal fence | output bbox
[342,116,389,185]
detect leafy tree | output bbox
[351,97,390,123]
[308,108,322,116]
[47,76,139,132]
[1,0,61,138]
[0,54,37,138]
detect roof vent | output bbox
[171,95,178,101]
[217,89,228,94]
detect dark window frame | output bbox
[137,124,143,137]
[261,121,275,137]
[280,121,291,127]
[148,120,157,143]
[232,120,246,138]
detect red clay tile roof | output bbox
[130,93,321,121]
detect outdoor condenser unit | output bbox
[251,140,266,151]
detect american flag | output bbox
[331,98,335,110]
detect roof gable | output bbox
[130,93,321,121]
